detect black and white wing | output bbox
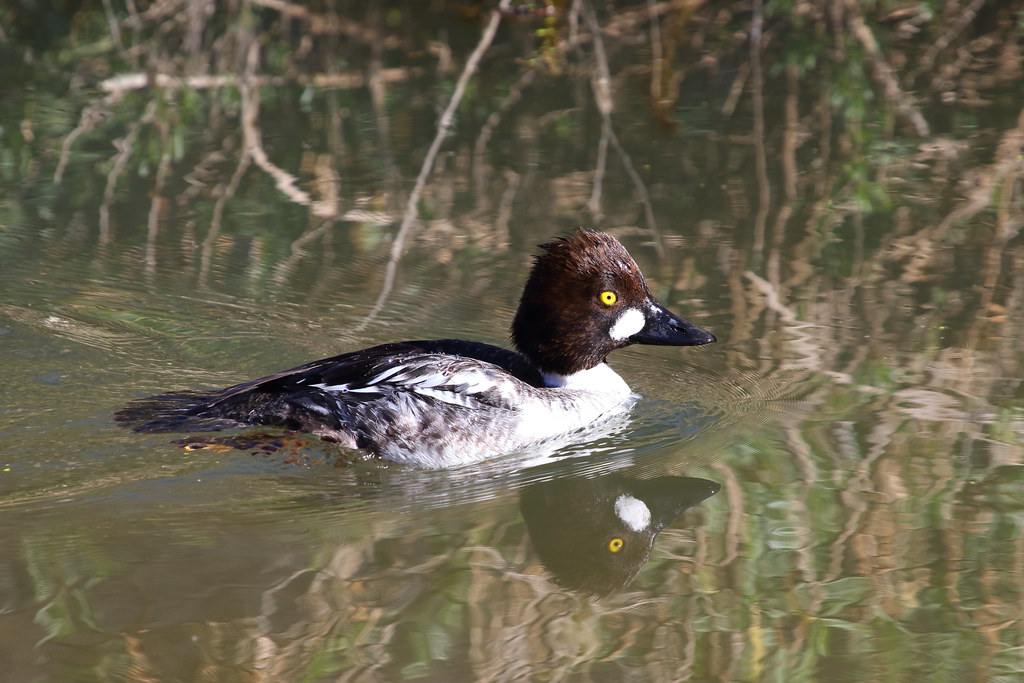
[117,340,539,438]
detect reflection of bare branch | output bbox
[932,108,1024,240]
[750,0,769,258]
[711,460,744,569]
[98,99,157,245]
[125,0,369,39]
[814,86,832,197]
[843,0,930,136]
[647,0,664,109]
[782,65,800,200]
[55,98,118,184]
[145,120,173,277]
[720,62,749,119]
[310,153,340,219]
[745,270,834,377]
[272,220,334,286]
[100,0,124,49]
[98,69,408,94]
[588,118,610,223]
[582,0,663,256]
[101,73,245,93]
[368,8,400,215]
[249,0,367,38]
[183,0,207,66]
[199,147,251,291]
[494,171,521,245]
[905,0,986,89]
[883,108,1024,277]
[648,0,707,127]
[472,68,537,200]
[121,0,186,28]
[357,0,513,329]
[238,45,314,210]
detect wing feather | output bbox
[208,340,531,412]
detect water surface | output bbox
[1,1,1022,680]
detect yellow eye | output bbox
[608,538,624,553]
[599,290,618,306]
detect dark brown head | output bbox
[510,230,715,377]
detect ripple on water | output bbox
[2,257,792,525]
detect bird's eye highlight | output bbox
[599,291,618,306]
[608,538,624,553]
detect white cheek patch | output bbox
[609,307,645,341]
[614,494,652,532]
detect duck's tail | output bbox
[114,391,246,433]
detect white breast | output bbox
[540,363,632,394]
[517,363,634,444]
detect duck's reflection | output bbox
[520,473,719,597]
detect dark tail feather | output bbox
[114,391,246,433]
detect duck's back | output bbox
[117,340,548,461]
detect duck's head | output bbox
[511,229,716,376]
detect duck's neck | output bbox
[539,363,630,395]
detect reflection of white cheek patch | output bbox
[614,494,651,531]
[609,307,645,340]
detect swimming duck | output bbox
[116,230,716,467]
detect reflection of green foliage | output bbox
[770,6,824,75]
[832,44,872,137]
[22,535,112,644]
[990,409,1023,446]
[689,417,1023,680]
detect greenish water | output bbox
[2,2,1023,680]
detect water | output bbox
[2,2,1023,680]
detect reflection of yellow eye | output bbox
[599,291,618,306]
[608,538,624,553]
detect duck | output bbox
[115,229,716,467]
